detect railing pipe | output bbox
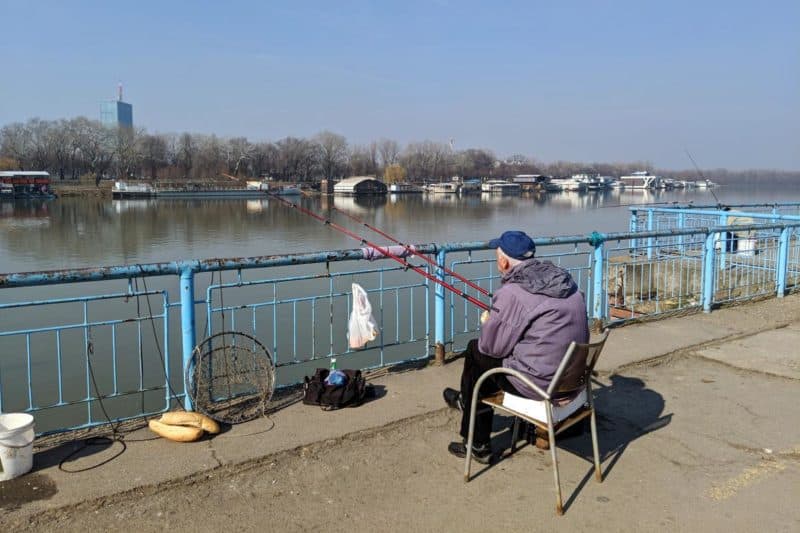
[629,210,638,251]
[592,239,606,324]
[180,267,196,410]
[434,248,447,364]
[776,227,790,297]
[702,232,717,313]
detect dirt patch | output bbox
[0,473,58,510]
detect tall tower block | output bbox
[100,83,133,128]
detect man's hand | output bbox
[480,310,490,324]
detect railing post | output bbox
[646,210,654,260]
[718,213,728,270]
[702,232,717,313]
[434,249,447,365]
[592,238,606,329]
[776,227,790,297]
[677,212,685,248]
[629,209,638,253]
[180,267,197,410]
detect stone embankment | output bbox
[2,295,799,531]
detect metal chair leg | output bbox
[590,408,602,482]
[548,422,563,515]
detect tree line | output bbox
[1,116,797,185]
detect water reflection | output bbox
[0,186,789,273]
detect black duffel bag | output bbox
[302,368,368,410]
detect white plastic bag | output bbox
[348,283,378,349]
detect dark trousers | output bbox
[458,339,520,446]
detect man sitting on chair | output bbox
[444,230,590,463]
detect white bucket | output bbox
[0,413,35,481]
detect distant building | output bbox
[101,84,133,128]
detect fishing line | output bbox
[686,149,724,207]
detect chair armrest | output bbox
[474,367,550,400]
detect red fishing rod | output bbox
[260,186,491,311]
[294,187,491,297]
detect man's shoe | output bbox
[442,388,463,411]
[448,440,494,465]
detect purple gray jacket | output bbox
[478,259,589,399]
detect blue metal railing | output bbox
[2,217,800,435]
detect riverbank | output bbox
[2,294,799,530]
[52,181,112,198]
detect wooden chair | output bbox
[464,330,609,515]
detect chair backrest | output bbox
[547,330,609,397]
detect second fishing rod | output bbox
[261,188,492,311]
[222,174,493,309]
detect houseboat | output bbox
[512,174,554,192]
[481,180,521,194]
[458,179,482,194]
[619,171,660,190]
[388,182,424,193]
[113,181,271,199]
[425,182,460,194]
[0,171,57,199]
[551,176,587,192]
[333,176,388,196]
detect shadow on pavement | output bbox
[475,374,671,510]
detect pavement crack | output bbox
[207,440,223,468]
[691,354,800,381]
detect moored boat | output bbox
[480,179,521,194]
[426,182,460,194]
[388,182,424,193]
[0,171,57,199]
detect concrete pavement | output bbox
[2,294,799,530]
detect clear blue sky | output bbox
[1,0,798,169]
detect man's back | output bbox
[478,259,589,399]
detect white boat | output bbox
[480,180,521,194]
[619,171,659,189]
[695,179,717,189]
[388,182,424,193]
[551,177,587,192]
[573,174,610,191]
[458,180,482,194]
[112,181,156,197]
[426,182,460,194]
[543,179,563,192]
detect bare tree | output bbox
[194,135,224,179]
[0,122,33,169]
[348,144,379,176]
[176,133,195,178]
[276,137,319,181]
[377,138,400,169]
[314,130,348,179]
[401,140,451,181]
[251,141,279,178]
[225,137,254,177]
[139,134,168,179]
[69,117,115,183]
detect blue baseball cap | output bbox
[489,230,536,260]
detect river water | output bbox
[1,186,795,273]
